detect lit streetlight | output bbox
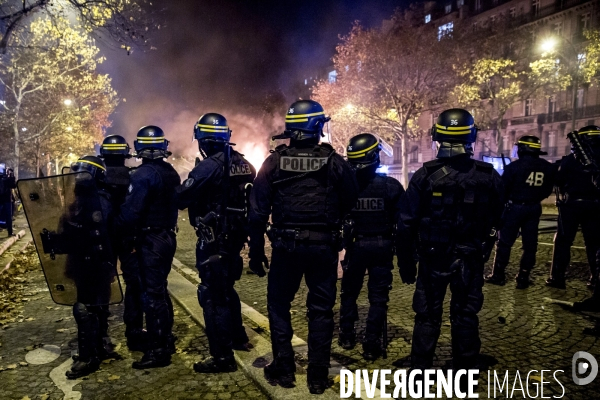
[63,99,72,106]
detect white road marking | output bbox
[25,345,61,365]
[49,358,82,400]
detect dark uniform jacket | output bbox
[249,143,359,231]
[0,175,16,203]
[116,159,180,235]
[502,154,556,204]
[397,154,504,256]
[556,153,600,202]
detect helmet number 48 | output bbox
[526,172,544,186]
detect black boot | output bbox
[515,269,532,290]
[264,359,296,388]
[232,341,254,352]
[126,328,149,352]
[484,273,506,286]
[307,365,332,395]
[66,358,101,379]
[338,329,356,350]
[193,356,237,373]
[167,333,177,355]
[98,336,121,360]
[132,348,171,369]
[362,339,382,361]
[545,277,566,289]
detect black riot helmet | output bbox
[431,108,478,158]
[193,113,231,157]
[579,125,600,147]
[347,133,381,170]
[100,135,131,159]
[70,155,106,182]
[134,125,171,159]
[513,135,547,157]
[273,100,331,142]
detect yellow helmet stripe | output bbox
[435,123,474,131]
[518,141,541,148]
[102,144,128,148]
[582,130,600,135]
[346,141,380,158]
[286,111,325,119]
[436,129,472,135]
[198,128,230,133]
[285,118,309,122]
[197,124,229,130]
[137,138,165,143]
[78,160,106,171]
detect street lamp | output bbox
[540,37,557,53]
[63,99,72,106]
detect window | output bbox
[475,0,482,11]
[581,12,591,31]
[577,89,584,108]
[327,70,337,84]
[525,99,534,116]
[425,14,431,23]
[457,0,464,6]
[554,22,563,36]
[548,96,556,114]
[445,4,452,14]
[509,7,516,18]
[304,79,307,85]
[438,22,454,40]
[532,0,540,16]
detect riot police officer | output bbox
[248,100,359,394]
[547,125,600,289]
[116,126,180,369]
[99,135,146,351]
[396,109,504,376]
[485,136,556,289]
[176,113,256,373]
[0,163,16,237]
[66,156,120,378]
[338,133,404,361]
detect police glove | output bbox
[249,254,269,277]
[398,261,417,285]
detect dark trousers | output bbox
[73,303,110,361]
[0,201,13,235]
[120,250,144,335]
[268,243,338,372]
[339,241,393,342]
[196,241,248,361]
[137,230,176,351]
[492,203,541,276]
[550,202,600,281]
[411,253,484,370]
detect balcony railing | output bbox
[509,105,600,126]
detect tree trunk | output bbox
[12,118,19,179]
[35,139,41,177]
[400,133,408,187]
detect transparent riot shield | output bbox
[17,172,123,306]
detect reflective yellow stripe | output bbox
[582,130,600,135]
[285,118,308,123]
[196,124,229,130]
[137,138,165,143]
[433,192,442,197]
[286,111,324,119]
[78,160,106,171]
[199,128,230,133]
[102,144,128,148]
[436,129,472,135]
[346,141,380,158]
[436,123,474,131]
[518,141,541,148]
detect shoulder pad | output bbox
[474,160,494,173]
[423,159,443,168]
[319,143,335,153]
[274,144,288,153]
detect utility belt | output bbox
[352,234,393,249]
[266,226,341,252]
[557,193,600,205]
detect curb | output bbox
[167,266,341,400]
[0,229,26,257]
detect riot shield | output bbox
[18,172,123,306]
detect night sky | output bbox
[97,0,411,159]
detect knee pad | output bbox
[73,302,90,324]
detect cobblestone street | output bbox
[0,210,599,399]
